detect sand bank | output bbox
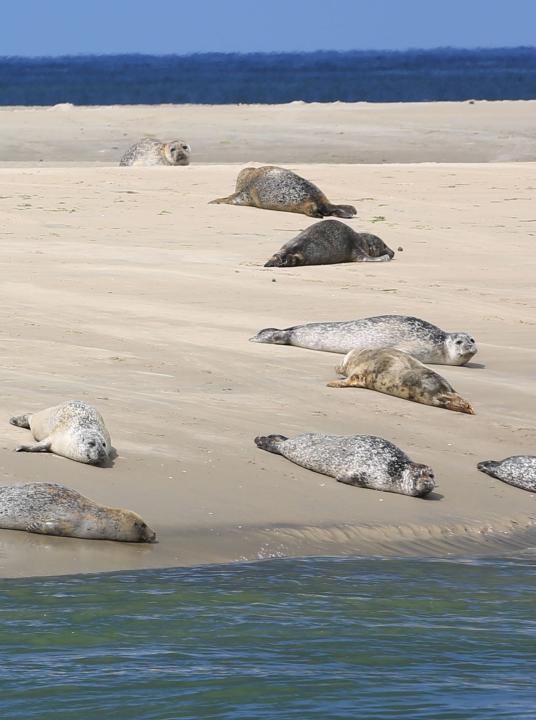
[1,100,535,166]
[0,161,535,576]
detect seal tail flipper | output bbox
[249,328,291,344]
[326,379,352,388]
[254,435,288,454]
[9,414,31,429]
[15,441,52,453]
[324,204,357,219]
[209,192,242,205]
[438,392,475,415]
[327,374,365,389]
[477,460,500,477]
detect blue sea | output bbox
[2,555,536,719]
[2,47,536,105]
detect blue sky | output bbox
[2,0,535,56]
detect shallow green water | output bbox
[1,556,535,719]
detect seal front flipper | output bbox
[336,471,369,487]
[15,440,52,453]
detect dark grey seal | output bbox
[264,219,394,267]
[477,456,536,492]
[255,433,436,497]
[0,483,156,542]
[210,166,356,218]
[250,315,477,366]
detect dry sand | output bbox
[0,104,535,577]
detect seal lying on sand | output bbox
[210,166,356,218]
[251,315,477,366]
[119,137,191,166]
[255,433,435,497]
[0,483,156,542]
[264,219,394,267]
[477,456,536,492]
[328,348,475,414]
[10,400,111,465]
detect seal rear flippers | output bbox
[477,460,500,478]
[324,204,357,219]
[437,392,475,415]
[15,441,52,453]
[249,328,292,344]
[209,192,243,205]
[255,435,289,454]
[10,414,31,429]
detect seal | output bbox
[0,482,156,542]
[250,314,477,366]
[210,165,356,218]
[477,456,536,492]
[254,433,435,497]
[119,137,191,166]
[10,400,111,465]
[264,219,394,267]
[327,348,475,414]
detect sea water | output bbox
[1,556,535,719]
[2,47,536,105]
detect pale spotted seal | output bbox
[119,137,191,166]
[210,165,356,218]
[477,456,536,492]
[328,348,475,414]
[264,219,394,267]
[0,482,156,542]
[10,400,111,465]
[250,315,477,366]
[255,433,435,497]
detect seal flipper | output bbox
[477,460,500,478]
[336,471,369,488]
[209,192,246,206]
[249,328,292,344]
[327,374,366,389]
[15,440,52,454]
[323,204,357,219]
[10,414,31,429]
[255,435,289,454]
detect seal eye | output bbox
[181,144,188,150]
[455,340,463,345]
[470,338,475,343]
[88,440,96,447]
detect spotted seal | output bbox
[210,165,356,218]
[328,348,475,414]
[255,433,435,497]
[477,456,536,492]
[119,137,191,166]
[264,219,394,267]
[250,315,477,366]
[0,482,156,542]
[10,400,111,465]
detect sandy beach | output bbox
[0,103,535,577]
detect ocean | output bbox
[2,47,536,105]
[1,556,535,719]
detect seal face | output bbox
[477,456,536,492]
[10,400,112,465]
[210,165,357,218]
[250,315,477,366]
[254,433,435,497]
[327,348,475,414]
[0,482,156,542]
[264,219,394,267]
[119,137,191,166]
